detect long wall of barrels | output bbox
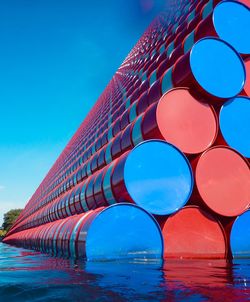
[4,0,250,261]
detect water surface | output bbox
[0,243,250,301]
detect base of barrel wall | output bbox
[161,206,228,259]
[3,203,164,262]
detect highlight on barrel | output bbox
[219,96,250,158]
[156,87,218,154]
[189,38,246,98]
[123,140,194,215]
[195,146,250,217]
[161,206,227,259]
[213,0,250,55]
[230,210,250,258]
[85,203,163,261]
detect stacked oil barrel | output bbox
[4,0,250,261]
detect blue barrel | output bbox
[123,140,193,215]
[213,0,250,55]
[86,203,163,261]
[189,37,245,98]
[220,96,250,158]
[230,210,250,258]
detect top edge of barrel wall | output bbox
[4,1,210,231]
[6,0,243,238]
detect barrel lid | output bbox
[213,0,250,55]
[220,96,250,158]
[195,146,250,217]
[190,37,245,98]
[124,139,193,215]
[162,206,227,259]
[156,88,218,154]
[86,203,163,261]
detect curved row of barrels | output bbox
[4,0,250,261]
[4,200,250,260]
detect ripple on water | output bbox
[0,243,250,302]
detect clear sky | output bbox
[0,0,164,225]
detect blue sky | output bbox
[0,0,164,224]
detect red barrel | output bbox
[161,206,227,259]
[194,146,250,217]
[52,219,69,256]
[156,87,218,154]
[245,58,250,96]
[238,0,250,7]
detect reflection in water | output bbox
[163,260,245,302]
[85,260,164,300]
[0,243,250,301]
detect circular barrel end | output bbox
[220,96,250,158]
[86,203,163,261]
[124,140,193,215]
[213,0,250,55]
[156,88,218,154]
[195,147,250,217]
[231,210,250,258]
[190,38,245,98]
[162,206,227,259]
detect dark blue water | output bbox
[1,243,250,302]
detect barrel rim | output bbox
[123,139,194,215]
[190,36,246,99]
[86,202,164,260]
[156,87,219,154]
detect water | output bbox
[0,243,250,302]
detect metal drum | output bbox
[212,1,250,55]
[156,87,218,154]
[220,96,250,158]
[195,146,250,217]
[161,206,227,259]
[172,38,246,99]
[122,140,193,215]
[85,203,163,261]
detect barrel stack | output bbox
[4,0,250,261]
